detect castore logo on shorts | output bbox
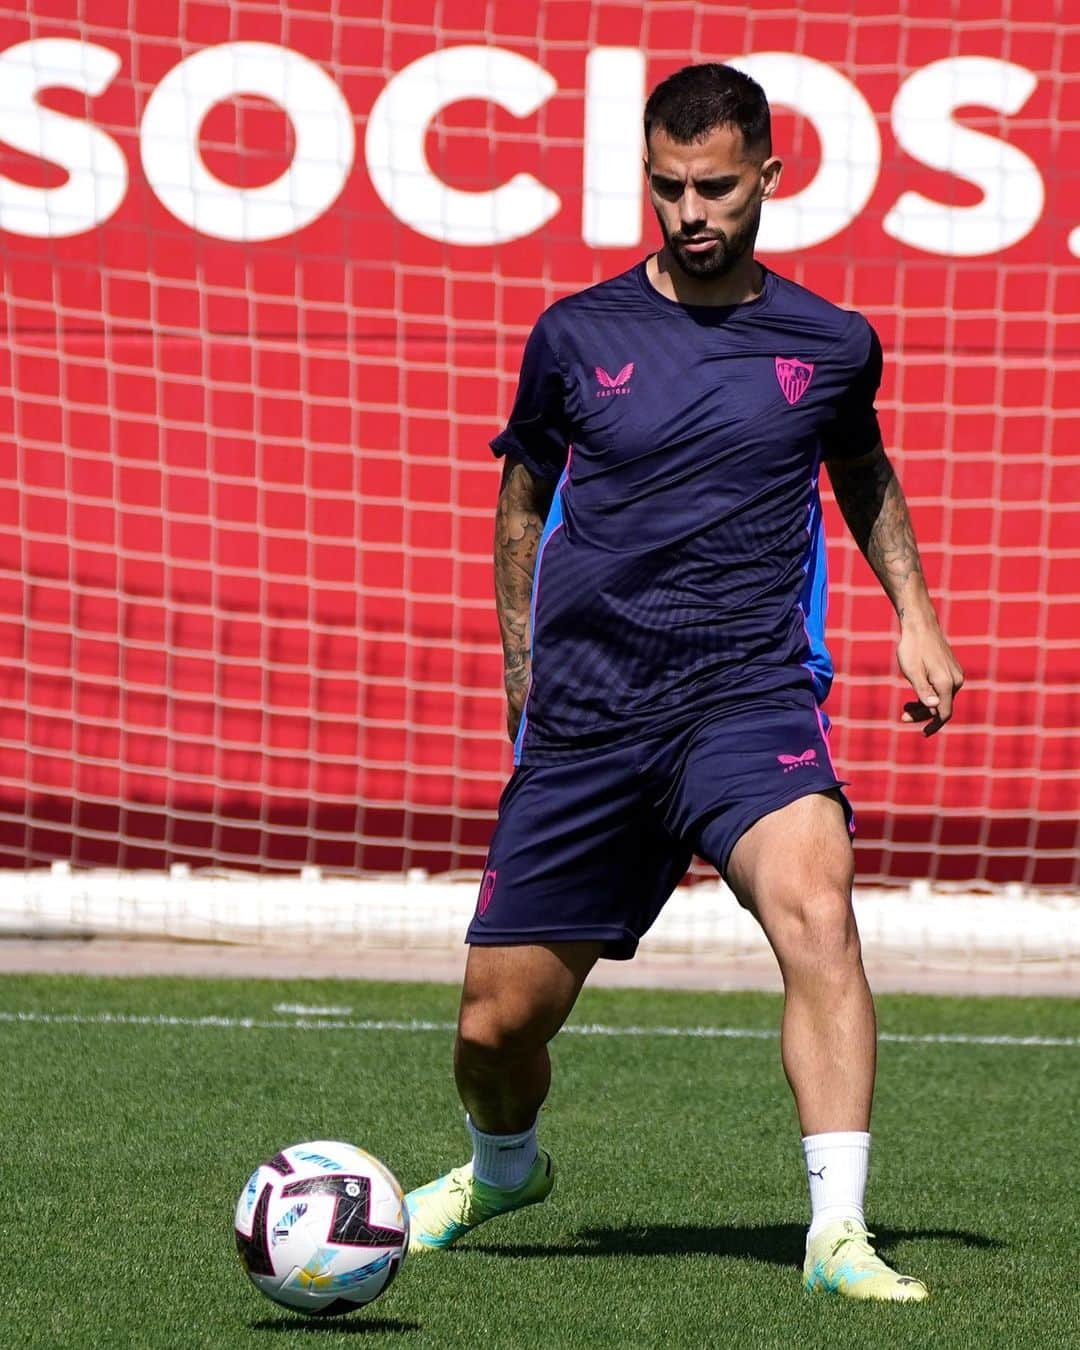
[777,749,818,772]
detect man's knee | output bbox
[455,941,600,1065]
[765,885,863,975]
[456,987,550,1063]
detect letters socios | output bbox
[1,37,1074,258]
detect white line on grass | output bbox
[0,1009,1076,1048]
[272,1003,354,1016]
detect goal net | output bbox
[1,2,1077,970]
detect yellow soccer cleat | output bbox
[804,1219,929,1301]
[405,1151,554,1253]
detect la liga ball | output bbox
[234,1140,409,1317]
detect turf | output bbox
[3,974,1077,1349]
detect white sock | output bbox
[466,1114,538,1190]
[803,1131,871,1239]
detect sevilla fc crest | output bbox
[477,869,497,916]
[775,357,814,405]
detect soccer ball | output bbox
[234,1140,409,1317]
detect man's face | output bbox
[645,123,781,280]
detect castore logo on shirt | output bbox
[595,363,634,396]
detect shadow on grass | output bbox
[251,1316,421,1335]
[466,1223,1002,1265]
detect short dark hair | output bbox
[643,63,771,158]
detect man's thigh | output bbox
[723,789,855,915]
[467,749,691,961]
[662,690,855,880]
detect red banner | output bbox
[1,1,1077,885]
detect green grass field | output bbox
[3,973,1077,1349]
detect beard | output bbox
[658,199,761,280]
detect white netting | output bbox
[0,3,1077,963]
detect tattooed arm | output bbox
[827,440,964,735]
[495,456,556,741]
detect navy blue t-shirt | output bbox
[491,260,882,764]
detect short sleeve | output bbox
[490,319,571,482]
[821,323,883,462]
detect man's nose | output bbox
[679,188,705,228]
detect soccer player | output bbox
[406,63,963,1301]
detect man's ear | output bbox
[760,156,784,201]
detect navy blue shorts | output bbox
[467,690,854,960]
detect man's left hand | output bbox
[896,620,964,737]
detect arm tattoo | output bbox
[827,443,925,614]
[494,460,555,726]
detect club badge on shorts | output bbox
[476,869,497,916]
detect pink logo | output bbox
[775,357,814,405]
[477,869,497,916]
[778,748,818,773]
[595,362,634,397]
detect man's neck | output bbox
[647,249,765,307]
